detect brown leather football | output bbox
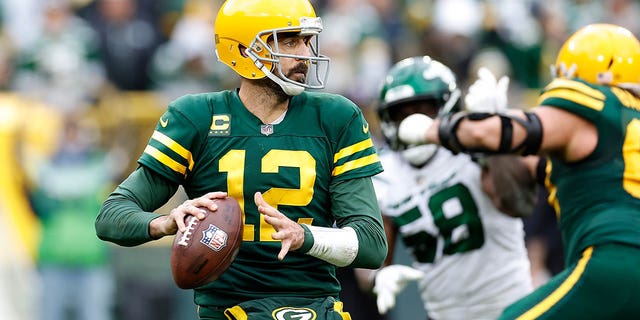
[171,196,243,289]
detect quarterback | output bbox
[95,0,387,319]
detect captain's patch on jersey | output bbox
[210,114,231,136]
[200,224,228,251]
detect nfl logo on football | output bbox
[201,224,228,251]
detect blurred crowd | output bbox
[0,0,638,319]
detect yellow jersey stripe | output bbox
[144,145,187,175]
[224,305,248,320]
[333,153,379,176]
[623,118,640,197]
[544,78,605,100]
[538,88,604,111]
[543,159,560,219]
[516,246,593,320]
[151,130,194,171]
[334,138,375,163]
[297,218,313,225]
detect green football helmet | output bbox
[378,56,461,166]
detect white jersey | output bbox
[374,148,532,320]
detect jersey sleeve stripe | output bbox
[151,130,194,171]
[543,78,605,100]
[537,88,604,111]
[611,87,640,111]
[333,138,375,163]
[543,159,561,219]
[332,153,380,176]
[143,145,187,175]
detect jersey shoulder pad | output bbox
[168,92,226,122]
[139,92,231,182]
[298,92,381,180]
[303,91,362,125]
[537,78,608,121]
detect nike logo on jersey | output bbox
[160,117,168,128]
[363,122,369,134]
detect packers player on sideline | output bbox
[355,56,533,319]
[95,0,387,319]
[399,23,640,319]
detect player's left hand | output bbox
[398,113,433,146]
[373,265,425,314]
[255,192,305,260]
[465,67,510,113]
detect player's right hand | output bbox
[255,192,305,260]
[373,264,425,314]
[169,192,227,233]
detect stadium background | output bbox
[0,0,637,319]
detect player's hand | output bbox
[255,192,305,260]
[398,113,433,145]
[152,191,227,238]
[373,265,425,314]
[465,67,509,113]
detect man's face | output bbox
[388,100,440,125]
[270,33,312,84]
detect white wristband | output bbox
[306,226,359,267]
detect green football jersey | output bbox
[537,78,640,265]
[138,90,382,311]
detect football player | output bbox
[399,23,640,319]
[95,0,387,319]
[356,56,534,319]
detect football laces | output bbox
[177,216,198,247]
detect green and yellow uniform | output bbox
[96,90,386,319]
[500,78,640,319]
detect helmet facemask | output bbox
[245,17,330,96]
[380,98,448,167]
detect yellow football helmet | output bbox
[553,23,640,86]
[214,0,330,95]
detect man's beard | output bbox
[254,77,289,102]
[255,62,309,100]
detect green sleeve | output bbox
[95,166,178,247]
[299,176,388,268]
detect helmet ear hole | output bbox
[238,45,249,58]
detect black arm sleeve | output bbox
[439,111,543,156]
[332,176,388,269]
[95,166,179,247]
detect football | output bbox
[171,196,243,289]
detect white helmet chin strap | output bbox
[263,67,305,96]
[247,49,305,96]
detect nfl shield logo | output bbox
[260,124,274,136]
[200,224,228,251]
